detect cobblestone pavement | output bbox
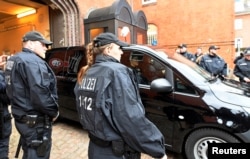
[8,118,184,159]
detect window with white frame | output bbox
[235,0,244,12]
[147,24,158,46]
[142,0,157,5]
[235,19,243,30]
[235,0,250,12]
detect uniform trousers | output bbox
[88,140,125,159]
[0,110,11,159]
[14,118,52,159]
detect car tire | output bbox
[184,128,240,159]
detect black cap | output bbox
[244,48,250,55]
[178,43,187,48]
[22,31,53,45]
[209,45,220,50]
[93,32,128,47]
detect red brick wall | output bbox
[131,0,235,69]
[78,0,235,69]
[235,14,250,48]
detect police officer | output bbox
[0,55,11,159]
[178,43,196,62]
[199,45,228,78]
[5,31,59,159]
[234,48,250,83]
[74,32,167,159]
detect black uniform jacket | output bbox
[4,48,58,118]
[0,70,10,106]
[234,58,250,82]
[74,54,165,158]
[199,54,227,76]
[180,51,196,62]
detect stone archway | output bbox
[48,0,81,46]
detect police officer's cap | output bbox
[178,43,187,48]
[93,32,129,47]
[208,45,220,51]
[244,48,250,55]
[22,31,53,45]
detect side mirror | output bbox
[150,78,173,93]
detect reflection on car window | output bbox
[147,57,165,82]
[67,50,83,75]
[124,52,166,85]
[129,53,149,85]
[174,74,197,94]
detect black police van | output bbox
[45,45,250,159]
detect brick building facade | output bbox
[130,0,235,69]
[77,0,235,68]
[235,0,250,54]
[0,0,236,69]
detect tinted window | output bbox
[67,50,84,75]
[122,51,197,95]
[46,46,86,77]
[122,51,166,85]
[174,73,197,95]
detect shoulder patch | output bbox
[5,60,14,71]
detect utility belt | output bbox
[89,133,141,159]
[89,133,111,147]
[14,114,51,157]
[14,114,51,128]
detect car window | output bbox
[67,50,84,75]
[122,51,197,95]
[174,73,197,95]
[46,46,86,80]
[122,51,166,85]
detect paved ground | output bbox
[8,118,184,159]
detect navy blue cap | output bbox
[22,31,52,45]
[178,43,187,48]
[93,32,128,47]
[244,48,250,55]
[209,45,220,50]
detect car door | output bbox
[121,51,175,150]
[46,46,87,121]
[121,50,207,152]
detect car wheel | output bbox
[184,128,240,159]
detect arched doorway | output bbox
[46,0,82,47]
